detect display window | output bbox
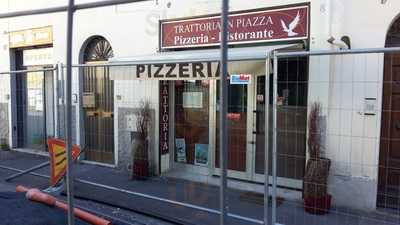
[174,80,210,165]
[169,57,307,188]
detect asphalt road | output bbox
[0,180,175,225]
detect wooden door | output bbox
[378,53,400,209]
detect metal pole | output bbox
[61,62,66,138]
[264,55,270,225]
[65,0,75,224]
[4,162,50,181]
[0,0,150,19]
[272,54,278,225]
[0,67,56,75]
[274,46,400,58]
[55,63,61,138]
[219,0,229,224]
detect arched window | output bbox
[83,36,114,62]
[386,17,400,47]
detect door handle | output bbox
[249,141,255,145]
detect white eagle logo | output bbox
[281,11,300,37]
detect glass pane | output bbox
[24,71,45,150]
[215,82,248,171]
[255,75,266,174]
[174,80,210,165]
[255,57,308,182]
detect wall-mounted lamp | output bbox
[327,36,351,50]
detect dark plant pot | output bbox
[304,194,332,215]
[132,159,149,180]
[304,158,331,198]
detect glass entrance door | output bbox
[215,81,248,172]
[253,57,308,189]
[24,70,46,150]
[170,58,307,186]
[214,60,263,179]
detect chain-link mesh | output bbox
[1,47,400,225]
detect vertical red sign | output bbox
[159,81,169,154]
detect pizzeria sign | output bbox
[160,5,309,49]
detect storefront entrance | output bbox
[172,58,307,188]
[15,48,55,151]
[253,58,308,188]
[109,44,308,188]
[23,69,51,150]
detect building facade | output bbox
[0,0,399,213]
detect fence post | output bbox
[264,55,271,225]
[219,0,229,224]
[272,53,278,225]
[65,0,76,225]
[55,63,62,139]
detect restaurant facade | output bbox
[0,0,399,213]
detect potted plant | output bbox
[131,100,152,180]
[304,102,332,214]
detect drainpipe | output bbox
[326,0,350,50]
[326,0,333,43]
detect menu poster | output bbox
[195,144,209,166]
[183,92,203,108]
[175,138,187,163]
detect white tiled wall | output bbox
[114,79,160,170]
[325,54,382,179]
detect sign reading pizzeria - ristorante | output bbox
[160,5,309,49]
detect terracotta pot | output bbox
[132,159,149,180]
[304,194,332,215]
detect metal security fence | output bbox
[2,47,400,225]
[1,1,400,225]
[271,47,400,225]
[0,66,60,148]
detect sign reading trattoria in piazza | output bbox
[160,5,309,49]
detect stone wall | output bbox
[0,103,9,147]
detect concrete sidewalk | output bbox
[0,150,399,225]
